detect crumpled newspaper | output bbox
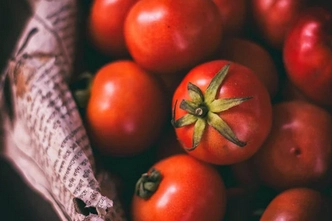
[0,0,126,220]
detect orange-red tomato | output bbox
[86,60,168,156]
[131,154,227,221]
[88,0,138,58]
[124,0,223,74]
[172,60,272,165]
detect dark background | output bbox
[0,157,61,221]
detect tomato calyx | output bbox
[172,64,252,150]
[135,168,162,200]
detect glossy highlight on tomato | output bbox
[124,0,223,74]
[283,7,332,108]
[251,0,309,49]
[86,60,168,156]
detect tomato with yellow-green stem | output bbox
[171,60,272,165]
[131,154,227,221]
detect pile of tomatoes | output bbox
[73,0,332,220]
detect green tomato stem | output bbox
[172,63,251,150]
[135,168,162,199]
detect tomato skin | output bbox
[251,0,308,49]
[124,0,223,74]
[212,0,247,36]
[218,37,279,98]
[172,60,272,165]
[251,101,332,190]
[131,154,227,221]
[283,7,332,108]
[86,60,167,156]
[88,0,138,58]
[261,188,332,221]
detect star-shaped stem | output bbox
[172,64,252,151]
[135,168,162,199]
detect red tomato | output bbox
[251,100,332,190]
[250,0,308,49]
[172,60,272,165]
[124,0,223,74]
[88,0,138,58]
[261,188,332,221]
[86,60,168,156]
[212,0,247,36]
[283,7,332,108]
[218,37,279,98]
[131,154,227,221]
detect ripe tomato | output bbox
[218,37,279,98]
[212,0,247,36]
[283,7,332,108]
[88,0,138,58]
[131,154,227,221]
[250,0,308,49]
[251,100,332,190]
[86,60,168,156]
[172,60,272,165]
[124,0,223,75]
[261,188,332,221]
